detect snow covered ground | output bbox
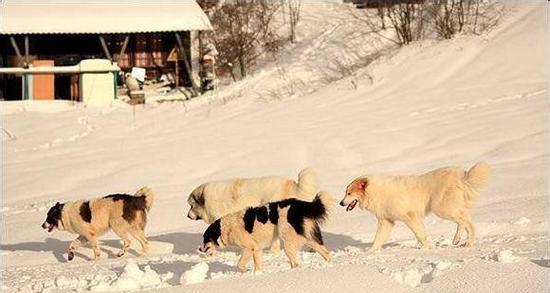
[1,2,548,293]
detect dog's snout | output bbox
[41,222,46,229]
[339,200,346,207]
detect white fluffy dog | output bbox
[187,168,317,224]
[339,162,490,250]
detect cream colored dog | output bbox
[340,162,490,250]
[187,168,317,224]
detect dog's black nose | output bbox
[339,201,346,207]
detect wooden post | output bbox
[175,59,179,87]
[116,35,130,63]
[198,31,204,94]
[24,36,30,66]
[174,32,198,97]
[99,36,112,62]
[24,35,30,100]
[9,36,23,66]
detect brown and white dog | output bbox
[340,162,490,250]
[199,191,333,272]
[187,168,317,224]
[41,187,154,261]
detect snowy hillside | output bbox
[1,2,548,293]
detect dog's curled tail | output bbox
[297,168,318,200]
[464,162,491,191]
[134,186,154,211]
[306,191,334,225]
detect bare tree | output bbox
[349,0,426,46]
[428,0,505,39]
[287,0,301,43]
[209,0,283,79]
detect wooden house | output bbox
[0,0,212,100]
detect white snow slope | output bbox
[1,3,548,293]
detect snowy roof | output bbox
[0,0,213,35]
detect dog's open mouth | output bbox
[42,222,55,232]
[346,199,358,212]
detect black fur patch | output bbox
[268,203,279,224]
[45,202,65,227]
[203,219,221,244]
[271,195,328,237]
[79,201,92,223]
[311,222,324,245]
[104,193,147,223]
[243,206,269,233]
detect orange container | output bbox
[32,60,55,100]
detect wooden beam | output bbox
[0,65,120,74]
[99,36,112,61]
[9,36,24,66]
[24,36,30,66]
[175,32,199,96]
[116,35,130,63]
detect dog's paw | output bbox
[67,251,74,261]
[367,247,381,254]
[421,243,433,250]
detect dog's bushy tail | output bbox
[464,162,491,191]
[305,191,334,225]
[297,168,318,200]
[134,186,154,211]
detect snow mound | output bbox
[180,262,209,285]
[513,217,531,225]
[493,250,524,263]
[90,260,164,292]
[383,260,459,287]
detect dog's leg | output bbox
[370,219,394,251]
[111,225,131,257]
[67,235,87,261]
[452,221,465,246]
[237,247,254,273]
[252,248,263,272]
[282,241,301,269]
[306,240,331,262]
[87,235,101,260]
[463,219,476,247]
[129,228,149,255]
[404,215,431,249]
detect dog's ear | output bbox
[55,202,61,207]
[357,179,368,190]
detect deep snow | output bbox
[1,2,548,293]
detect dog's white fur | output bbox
[187,168,317,224]
[340,162,490,250]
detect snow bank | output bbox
[180,262,209,285]
[90,260,164,292]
